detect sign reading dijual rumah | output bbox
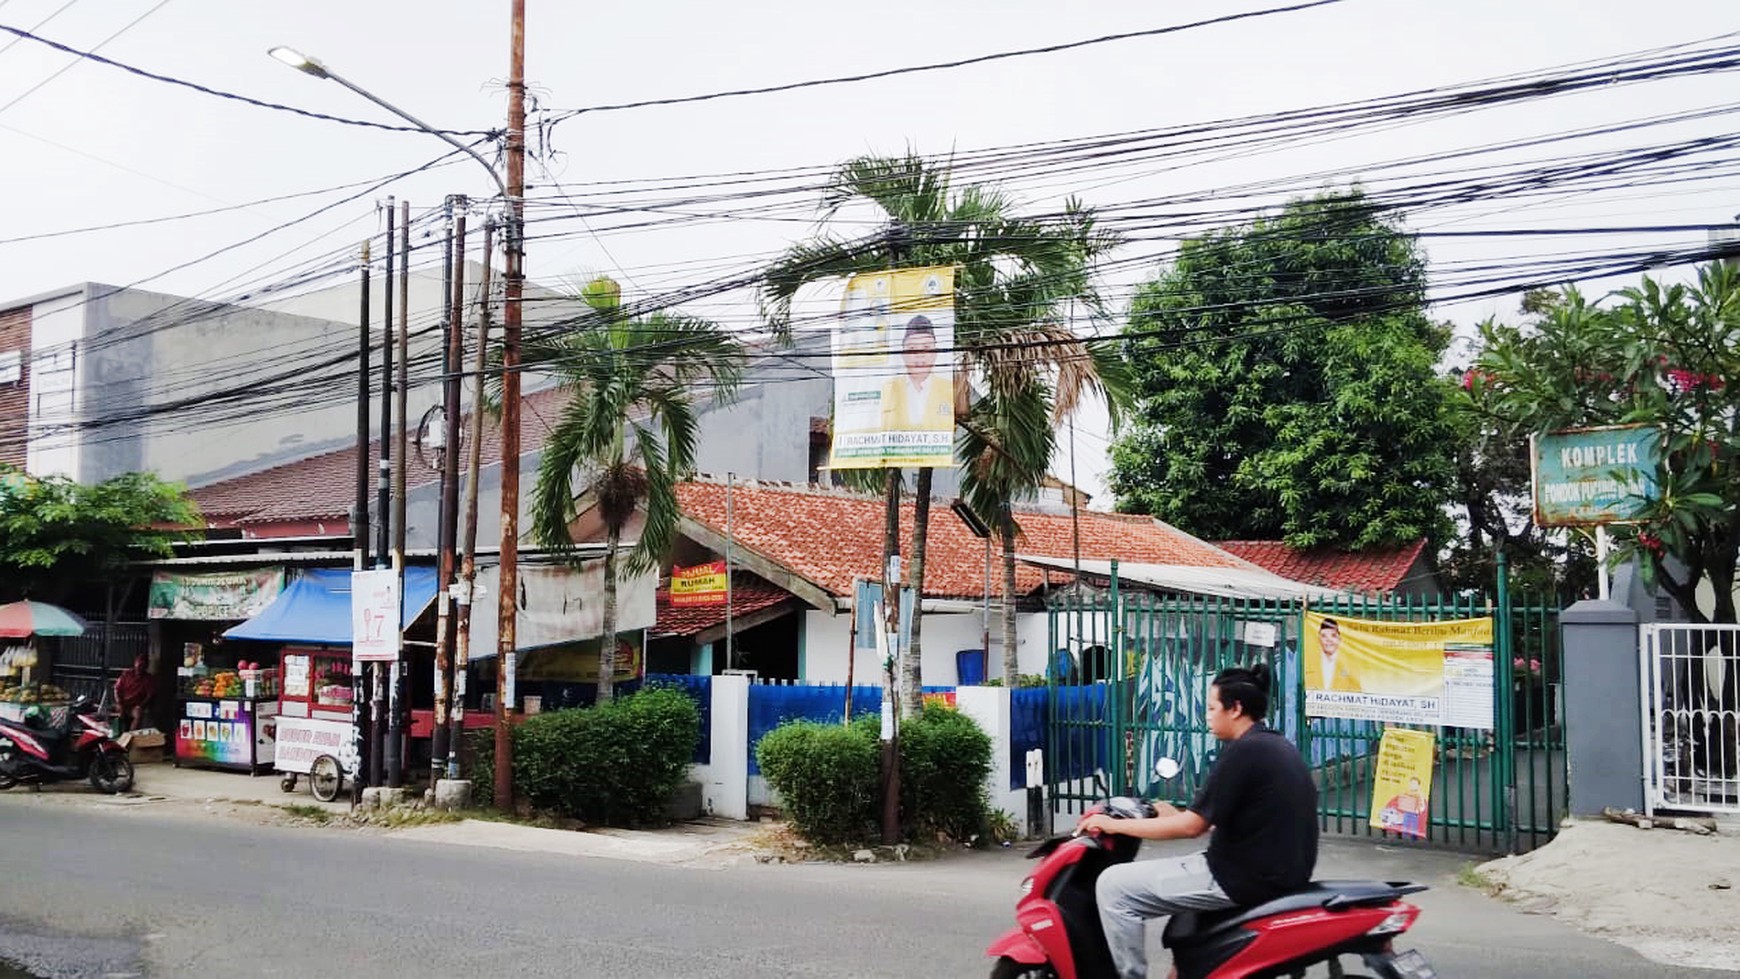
[670,561,728,607]
[830,266,957,470]
[1531,424,1662,526]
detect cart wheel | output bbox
[279,774,298,793]
[309,755,342,803]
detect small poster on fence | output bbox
[1370,727,1436,839]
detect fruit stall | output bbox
[173,643,279,775]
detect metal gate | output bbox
[1643,622,1740,815]
[1045,562,1566,851]
[49,621,151,703]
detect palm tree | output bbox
[526,278,742,702]
[764,153,1123,700]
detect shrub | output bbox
[898,702,993,843]
[756,720,881,844]
[512,687,700,826]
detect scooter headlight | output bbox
[1018,876,1034,896]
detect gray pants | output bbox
[1096,852,1235,979]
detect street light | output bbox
[268,40,529,808]
[266,46,507,201]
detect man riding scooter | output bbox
[1077,663,1317,979]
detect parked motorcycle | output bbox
[0,696,135,794]
[986,760,1435,978]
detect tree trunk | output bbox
[1000,505,1019,686]
[597,534,619,703]
[904,469,932,718]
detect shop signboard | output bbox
[1530,423,1662,526]
[1303,611,1495,729]
[271,715,357,775]
[148,568,284,621]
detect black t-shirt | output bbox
[1187,724,1318,906]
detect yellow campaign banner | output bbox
[1370,727,1436,838]
[830,265,957,470]
[670,560,728,607]
[1302,611,1495,728]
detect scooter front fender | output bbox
[986,926,1047,964]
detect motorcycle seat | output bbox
[1162,880,1422,948]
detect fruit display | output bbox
[189,670,242,699]
[0,681,69,704]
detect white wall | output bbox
[25,292,85,478]
[802,607,1060,684]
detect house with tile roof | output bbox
[1215,538,1442,598]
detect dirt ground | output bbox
[1478,819,1740,972]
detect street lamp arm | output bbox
[269,46,507,201]
[324,72,508,201]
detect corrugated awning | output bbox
[1016,555,1354,602]
[223,567,439,645]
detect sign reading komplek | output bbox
[1530,424,1662,526]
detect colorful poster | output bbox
[149,568,284,620]
[830,265,957,470]
[670,561,728,607]
[176,707,257,766]
[1303,612,1495,728]
[1370,728,1437,838]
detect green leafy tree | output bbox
[763,153,1125,694]
[0,468,199,604]
[1110,189,1458,551]
[526,279,743,702]
[1469,263,1740,623]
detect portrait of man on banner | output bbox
[829,265,956,470]
[1301,611,1495,727]
[1301,616,1364,693]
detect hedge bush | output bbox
[756,720,881,844]
[512,686,699,826]
[762,705,994,846]
[898,702,993,843]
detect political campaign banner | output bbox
[1303,611,1494,728]
[830,265,956,469]
[1370,727,1436,839]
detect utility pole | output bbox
[391,198,410,789]
[381,198,403,789]
[494,0,527,812]
[451,219,494,779]
[430,195,456,781]
[878,225,907,847]
[433,205,467,787]
[371,203,395,791]
[353,239,372,804]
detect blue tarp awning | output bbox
[222,567,439,645]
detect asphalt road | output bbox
[0,795,1730,978]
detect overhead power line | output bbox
[0,21,497,136]
[549,0,1345,117]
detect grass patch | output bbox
[279,804,332,824]
[1457,862,1503,895]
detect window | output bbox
[0,350,19,385]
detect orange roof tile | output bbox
[1215,539,1429,595]
[674,479,1248,600]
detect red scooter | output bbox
[0,696,135,794]
[986,795,1436,978]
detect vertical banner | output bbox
[830,265,957,469]
[1371,727,1437,838]
[1302,612,1494,728]
[350,569,402,663]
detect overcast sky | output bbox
[2,0,1735,501]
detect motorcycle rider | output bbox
[1077,663,1318,979]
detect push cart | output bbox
[272,646,357,802]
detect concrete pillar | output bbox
[957,685,1029,834]
[703,672,749,820]
[1562,598,1642,815]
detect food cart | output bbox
[173,642,279,774]
[272,646,357,802]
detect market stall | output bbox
[222,566,438,793]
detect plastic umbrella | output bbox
[0,600,89,638]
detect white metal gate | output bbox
[1642,623,1740,815]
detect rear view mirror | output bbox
[1155,757,1181,780]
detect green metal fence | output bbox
[1045,559,1565,853]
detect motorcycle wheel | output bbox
[990,958,1057,979]
[309,755,342,803]
[89,752,135,795]
[0,745,16,790]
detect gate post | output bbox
[1561,599,1642,816]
